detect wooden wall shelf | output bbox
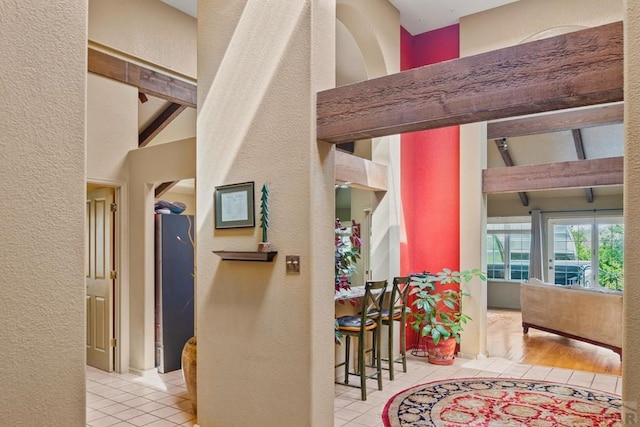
[213,251,278,262]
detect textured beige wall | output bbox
[337,0,398,78]
[0,1,87,425]
[356,0,402,289]
[458,0,624,359]
[128,138,196,372]
[461,0,623,54]
[89,0,197,78]
[87,74,138,182]
[87,72,138,373]
[336,0,401,287]
[197,1,335,425]
[623,0,640,413]
[335,0,402,378]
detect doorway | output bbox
[86,184,117,372]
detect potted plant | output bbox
[334,219,362,343]
[334,219,362,293]
[409,268,486,365]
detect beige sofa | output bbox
[520,279,622,357]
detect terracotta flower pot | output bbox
[181,336,197,413]
[424,335,457,365]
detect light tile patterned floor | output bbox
[87,354,621,427]
[86,366,197,427]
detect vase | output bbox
[258,242,271,252]
[424,335,457,365]
[181,336,197,413]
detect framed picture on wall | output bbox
[214,181,255,229]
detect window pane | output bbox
[486,222,530,282]
[551,224,589,285]
[548,218,624,289]
[507,233,529,281]
[597,223,624,290]
[486,234,505,279]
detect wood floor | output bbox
[487,308,621,376]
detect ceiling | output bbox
[153,0,623,211]
[387,0,519,35]
[160,0,520,35]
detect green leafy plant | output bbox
[335,219,362,292]
[409,268,486,345]
[334,219,362,344]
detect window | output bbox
[487,220,531,281]
[548,217,624,290]
[486,214,624,290]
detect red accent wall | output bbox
[411,25,460,67]
[400,25,460,349]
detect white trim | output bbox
[128,366,159,377]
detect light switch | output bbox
[286,255,300,273]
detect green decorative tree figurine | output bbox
[258,183,271,252]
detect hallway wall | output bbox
[87,1,198,373]
[0,1,87,425]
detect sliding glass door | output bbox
[547,217,624,290]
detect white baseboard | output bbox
[457,351,489,360]
[128,366,159,377]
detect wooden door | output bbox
[86,187,114,371]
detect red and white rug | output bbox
[382,377,621,426]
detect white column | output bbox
[459,122,489,359]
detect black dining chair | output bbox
[381,276,412,380]
[335,279,387,400]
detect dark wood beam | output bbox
[317,22,623,143]
[494,138,529,206]
[139,103,188,147]
[572,129,587,160]
[483,157,623,194]
[488,103,623,139]
[572,129,595,203]
[155,181,178,198]
[88,48,196,108]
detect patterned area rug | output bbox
[383,378,622,426]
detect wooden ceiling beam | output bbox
[572,129,595,203]
[139,102,188,147]
[335,151,387,192]
[494,138,529,206]
[317,22,622,143]
[483,157,623,194]
[155,181,178,198]
[487,103,623,139]
[88,48,196,108]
